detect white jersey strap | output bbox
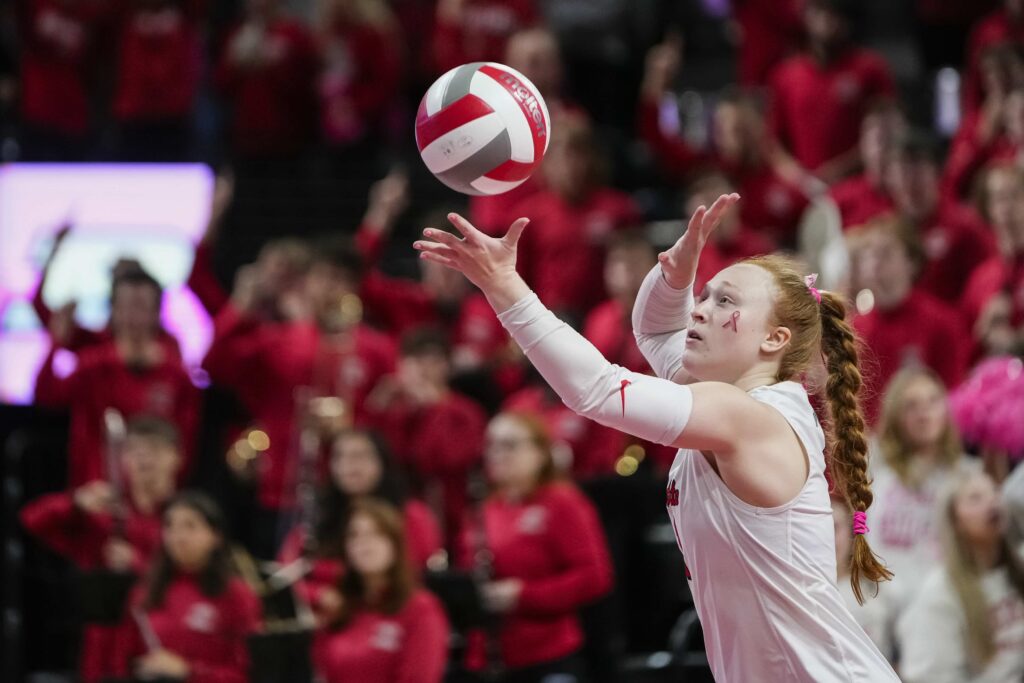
[498,292,692,446]
[631,265,693,380]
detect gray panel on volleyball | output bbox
[441,62,487,108]
[436,129,512,196]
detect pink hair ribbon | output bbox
[852,511,869,535]
[804,273,822,304]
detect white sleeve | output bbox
[631,264,693,380]
[896,572,969,683]
[498,292,692,446]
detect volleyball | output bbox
[415,62,551,196]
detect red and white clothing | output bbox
[203,304,396,508]
[313,589,448,683]
[34,341,199,487]
[112,0,205,122]
[853,289,968,424]
[21,492,164,683]
[514,188,641,316]
[457,482,613,670]
[829,173,893,229]
[215,18,317,158]
[913,203,998,305]
[276,500,442,609]
[119,575,262,683]
[898,565,1024,683]
[666,382,898,681]
[768,49,896,173]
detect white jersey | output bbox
[665,381,899,682]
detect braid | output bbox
[819,291,893,604]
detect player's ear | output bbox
[761,325,791,354]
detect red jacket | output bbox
[514,188,641,317]
[458,482,613,669]
[915,203,998,304]
[21,491,164,683]
[34,341,199,487]
[366,391,486,543]
[119,575,262,683]
[734,0,804,86]
[203,304,396,508]
[276,500,443,609]
[19,0,102,134]
[829,173,893,229]
[768,48,896,172]
[216,18,317,157]
[312,589,448,683]
[113,0,205,121]
[964,7,1024,114]
[854,288,968,424]
[431,0,538,74]
[318,20,402,145]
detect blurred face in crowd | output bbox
[682,263,785,384]
[110,282,161,340]
[604,241,657,303]
[895,374,949,454]
[398,348,449,391]
[505,28,562,97]
[1004,90,1024,142]
[860,109,904,178]
[831,499,853,572]
[712,101,762,165]
[855,226,915,309]
[331,432,383,497]
[123,435,180,499]
[257,244,304,298]
[543,123,596,201]
[345,512,396,577]
[421,257,467,303]
[805,4,848,51]
[886,155,939,221]
[305,262,358,328]
[952,471,1006,550]
[983,166,1024,254]
[485,414,547,493]
[164,504,221,572]
[687,181,741,244]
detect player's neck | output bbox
[733,367,779,393]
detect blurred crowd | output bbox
[7,0,1024,682]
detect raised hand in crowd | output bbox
[73,480,117,516]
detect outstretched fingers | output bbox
[701,193,740,232]
[447,213,485,243]
[503,217,530,247]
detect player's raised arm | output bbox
[633,193,739,383]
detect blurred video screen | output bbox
[0,164,215,405]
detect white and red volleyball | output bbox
[415,62,551,196]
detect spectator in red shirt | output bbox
[457,411,613,677]
[21,416,181,683]
[768,0,897,182]
[830,100,904,229]
[733,0,805,87]
[316,0,402,148]
[313,498,449,683]
[514,113,642,321]
[964,0,1024,115]
[34,269,199,488]
[118,491,262,683]
[18,0,103,159]
[850,218,968,424]
[277,428,442,618]
[202,238,396,556]
[883,131,998,304]
[365,328,486,546]
[639,44,810,247]
[964,163,1024,356]
[431,0,538,75]
[215,0,318,160]
[112,0,206,161]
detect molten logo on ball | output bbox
[415,62,551,197]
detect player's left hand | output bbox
[414,213,529,292]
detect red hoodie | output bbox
[312,589,448,683]
[20,491,164,683]
[276,500,443,609]
[119,575,261,683]
[202,304,396,508]
[34,341,199,488]
[458,482,613,669]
